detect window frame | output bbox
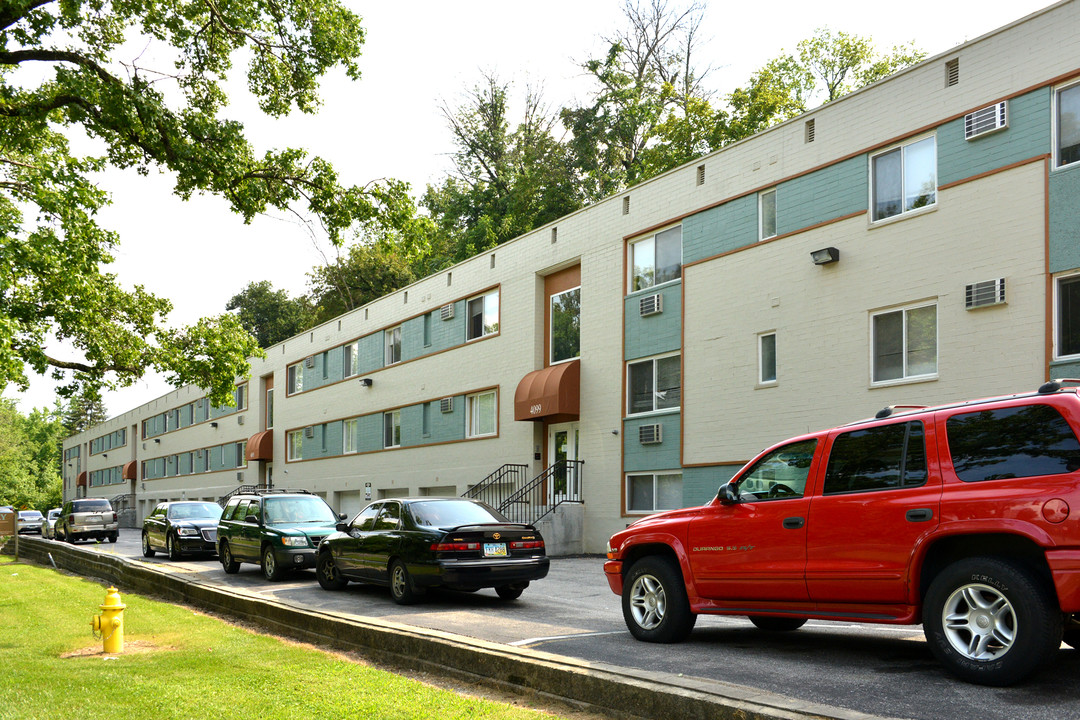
[466,390,498,438]
[869,133,938,223]
[286,429,303,461]
[758,189,777,241]
[550,286,581,365]
[1054,272,1080,360]
[626,352,681,416]
[343,341,359,377]
[625,471,683,514]
[343,417,358,454]
[758,332,777,386]
[628,225,682,293]
[383,410,401,449]
[870,301,938,386]
[1054,79,1080,170]
[384,326,402,366]
[287,363,303,395]
[466,290,500,341]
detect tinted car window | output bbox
[351,503,381,531]
[73,499,111,512]
[824,421,927,494]
[736,439,817,500]
[408,500,508,527]
[947,404,1080,482]
[373,502,401,531]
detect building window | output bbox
[383,410,401,449]
[287,363,303,394]
[265,388,274,429]
[551,287,580,364]
[343,341,358,377]
[626,472,682,513]
[385,326,402,366]
[467,290,500,341]
[341,418,358,454]
[759,189,777,240]
[759,332,777,384]
[235,383,247,410]
[630,226,681,292]
[1056,274,1080,358]
[871,135,936,222]
[627,354,680,415]
[466,390,497,438]
[287,430,303,461]
[872,302,937,384]
[1057,81,1080,168]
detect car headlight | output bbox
[279,536,308,547]
[176,526,199,536]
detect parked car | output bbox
[41,508,61,539]
[315,497,549,604]
[17,510,44,534]
[604,382,1080,686]
[142,501,223,560]
[216,489,343,581]
[55,498,119,543]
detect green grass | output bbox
[0,559,568,720]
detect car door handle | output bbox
[906,508,933,522]
[782,516,805,529]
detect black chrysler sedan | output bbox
[142,501,222,560]
[315,497,549,604]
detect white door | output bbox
[547,422,581,504]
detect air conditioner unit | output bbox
[965,278,1006,309]
[639,293,663,317]
[964,101,1007,140]
[236,471,244,482]
[440,397,454,413]
[304,425,315,438]
[440,303,455,320]
[639,424,663,445]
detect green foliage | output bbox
[308,242,416,325]
[1,0,408,406]
[226,281,316,349]
[0,399,63,510]
[60,388,107,435]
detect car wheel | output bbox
[924,557,1062,686]
[495,583,527,601]
[167,533,181,560]
[220,542,240,574]
[262,545,285,581]
[622,556,697,643]
[316,552,348,591]
[389,559,421,605]
[141,532,156,558]
[67,529,77,544]
[108,533,118,544]
[749,616,807,632]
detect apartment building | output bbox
[62,0,1080,553]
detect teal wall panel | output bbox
[938,89,1050,187]
[1050,164,1080,273]
[429,398,465,444]
[400,404,423,447]
[401,316,426,362]
[358,334,383,375]
[683,194,756,264]
[623,414,681,472]
[358,414,383,453]
[431,301,466,352]
[682,465,739,507]
[779,156,866,234]
[625,283,681,360]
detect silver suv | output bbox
[56,498,119,543]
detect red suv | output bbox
[605,382,1080,686]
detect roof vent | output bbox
[945,58,959,87]
[964,101,1007,140]
[965,278,1006,309]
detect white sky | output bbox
[5,0,1060,416]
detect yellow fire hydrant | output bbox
[91,586,126,654]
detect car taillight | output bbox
[112,512,118,521]
[431,542,480,552]
[68,515,75,524]
[510,540,545,550]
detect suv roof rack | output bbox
[1038,379,1080,394]
[874,404,930,420]
[250,488,312,496]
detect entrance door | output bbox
[547,422,580,504]
[265,463,274,489]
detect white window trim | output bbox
[868,132,938,225]
[466,289,500,342]
[383,410,401,449]
[869,300,939,387]
[626,352,681,416]
[287,363,303,395]
[466,390,498,438]
[549,286,581,366]
[758,189,777,241]
[343,341,359,378]
[385,326,402,366]
[1053,271,1080,360]
[343,418,358,454]
[1054,79,1080,170]
[625,471,683,514]
[627,224,683,294]
[758,331,777,386]
[286,430,303,462]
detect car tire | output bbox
[495,583,527,601]
[262,545,286,581]
[220,542,240,574]
[67,529,77,544]
[141,532,156,558]
[316,552,349,591]
[389,559,421,605]
[923,557,1062,686]
[749,616,807,632]
[622,556,697,643]
[108,533,118,544]
[167,533,181,560]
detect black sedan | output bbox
[315,497,549,604]
[142,501,222,560]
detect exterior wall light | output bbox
[210,422,218,428]
[360,378,373,387]
[811,247,840,265]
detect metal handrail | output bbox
[498,460,584,525]
[460,463,530,510]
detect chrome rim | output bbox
[322,557,338,583]
[392,565,406,598]
[222,546,232,567]
[942,583,1016,661]
[264,550,275,577]
[629,573,667,630]
[167,535,175,556]
[142,534,150,553]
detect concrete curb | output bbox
[13,537,893,720]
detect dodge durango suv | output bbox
[605,382,1080,686]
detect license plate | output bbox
[483,543,507,557]
[87,516,102,524]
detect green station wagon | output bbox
[216,489,343,581]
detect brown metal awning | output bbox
[122,461,136,480]
[76,471,87,487]
[246,430,274,461]
[514,360,580,422]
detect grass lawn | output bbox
[0,558,576,720]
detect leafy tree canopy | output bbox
[226,281,315,349]
[0,398,64,510]
[1,0,409,406]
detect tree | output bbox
[0,399,63,510]
[60,388,108,435]
[1,0,410,406]
[308,242,416,325]
[226,281,316,349]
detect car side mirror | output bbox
[338,512,347,521]
[717,483,740,505]
[336,522,349,532]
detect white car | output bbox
[41,508,61,539]
[17,510,44,534]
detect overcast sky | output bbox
[6,0,1060,417]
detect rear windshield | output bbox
[408,500,508,528]
[73,500,111,512]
